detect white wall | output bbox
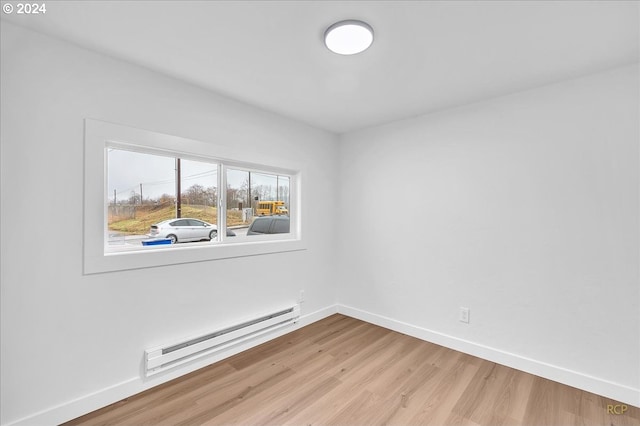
[338,64,639,404]
[0,23,339,425]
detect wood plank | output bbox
[405,352,481,425]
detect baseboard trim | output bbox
[4,304,339,426]
[337,304,639,407]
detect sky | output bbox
[107,148,288,203]
[107,148,217,202]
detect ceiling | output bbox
[2,1,638,133]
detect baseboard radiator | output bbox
[145,304,300,376]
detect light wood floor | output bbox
[65,314,639,426]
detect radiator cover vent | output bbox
[145,304,300,376]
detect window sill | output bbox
[84,238,306,274]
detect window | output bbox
[84,120,304,274]
[107,147,293,247]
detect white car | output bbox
[148,218,234,243]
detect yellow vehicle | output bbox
[256,201,288,216]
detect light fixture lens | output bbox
[324,20,373,55]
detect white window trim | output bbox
[84,119,305,274]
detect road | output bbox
[108,226,249,247]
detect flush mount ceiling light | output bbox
[324,20,374,55]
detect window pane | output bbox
[226,169,291,238]
[107,148,218,247]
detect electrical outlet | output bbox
[298,290,305,303]
[459,307,470,324]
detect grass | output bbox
[108,204,247,235]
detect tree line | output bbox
[117,182,290,208]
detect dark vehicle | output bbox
[148,218,236,243]
[246,215,290,235]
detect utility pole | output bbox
[140,183,143,205]
[248,171,252,213]
[176,158,182,218]
[113,189,116,205]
